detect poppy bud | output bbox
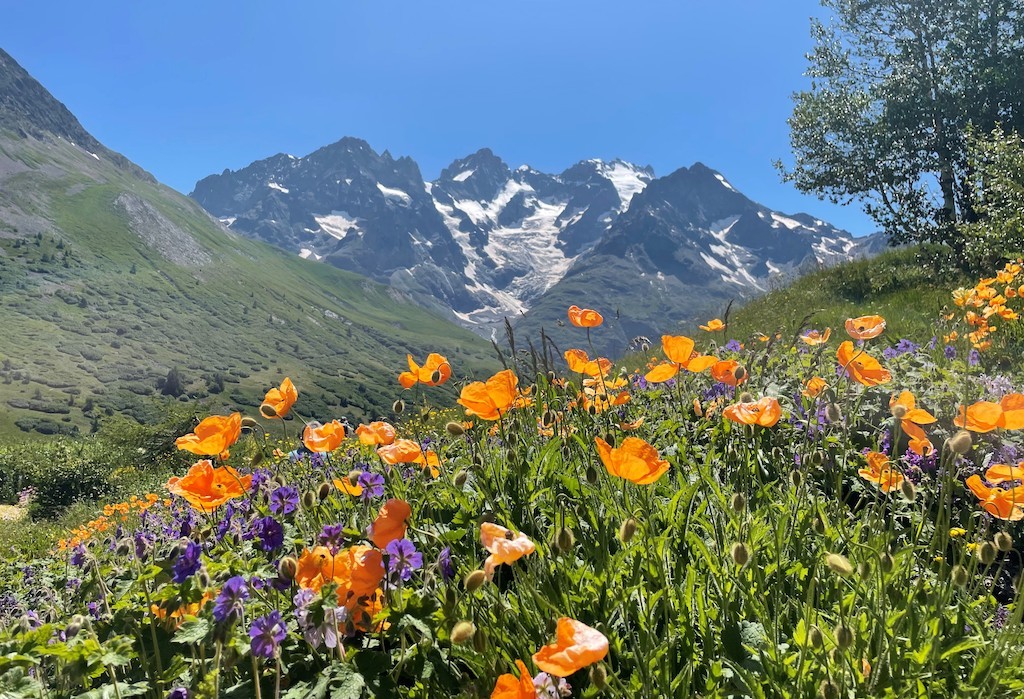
[445,421,465,436]
[825,553,853,577]
[948,430,972,455]
[274,475,288,487]
[346,471,362,486]
[115,538,132,557]
[444,588,457,609]
[900,479,916,502]
[730,493,747,513]
[818,680,840,699]
[555,527,575,553]
[590,664,608,690]
[464,569,487,592]
[318,481,332,501]
[587,403,598,416]
[541,410,555,427]
[450,620,476,645]
[731,542,750,567]
[454,470,468,488]
[890,403,908,420]
[809,451,824,467]
[789,469,803,488]
[473,453,483,467]
[242,415,262,429]
[951,565,969,587]
[856,560,871,578]
[302,490,316,509]
[546,370,556,383]
[393,399,405,414]
[834,624,854,650]
[825,403,843,423]
[251,450,264,467]
[813,515,826,535]
[978,541,997,565]
[879,552,895,574]
[430,369,443,384]
[733,366,747,382]
[472,627,488,652]
[278,556,298,580]
[476,511,495,526]
[197,567,212,589]
[65,614,85,639]
[603,432,616,447]
[586,465,599,484]
[808,625,824,649]
[738,391,754,404]
[619,518,638,543]
[996,532,1014,552]
[640,342,650,352]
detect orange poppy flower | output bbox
[375,440,440,477]
[303,420,347,452]
[564,349,612,377]
[594,436,669,484]
[567,305,603,328]
[260,377,298,419]
[901,420,934,456]
[175,413,242,456]
[800,328,831,345]
[955,401,1002,432]
[356,421,397,446]
[491,659,537,699]
[333,476,363,497]
[368,498,411,549]
[532,617,609,677]
[645,336,717,382]
[836,341,891,386]
[965,475,1024,521]
[398,353,452,389]
[700,318,725,332]
[858,452,904,493]
[166,459,252,511]
[295,544,385,599]
[644,362,681,383]
[984,462,1024,484]
[458,369,520,421]
[999,394,1024,429]
[890,391,936,454]
[711,359,747,386]
[723,396,783,427]
[803,376,827,398]
[480,522,536,579]
[844,315,886,340]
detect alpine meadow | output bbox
[3,2,1024,698]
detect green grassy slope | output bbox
[726,247,969,343]
[0,135,497,439]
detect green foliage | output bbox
[961,127,1024,271]
[780,0,1024,264]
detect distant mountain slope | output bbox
[192,142,885,352]
[0,49,497,438]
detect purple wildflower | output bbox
[724,339,742,352]
[969,349,981,366]
[385,539,423,582]
[171,541,202,584]
[293,589,344,649]
[319,524,346,554]
[945,345,957,360]
[269,485,299,516]
[249,610,287,658]
[534,672,572,698]
[438,546,455,583]
[357,472,385,501]
[248,516,284,552]
[167,689,189,699]
[70,545,86,568]
[213,576,249,624]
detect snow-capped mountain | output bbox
[190,139,884,349]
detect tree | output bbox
[780,0,1024,266]
[960,126,1024,269]
[160,367,185,397]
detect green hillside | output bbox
[0,134,497,439]
[726,246,970,343]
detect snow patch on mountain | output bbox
[315,212,361,240]
[376,183,412,205]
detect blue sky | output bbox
[2,1,875,235]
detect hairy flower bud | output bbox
[948,430,972,455]
[317,481,332,501]
[900,479,916,502]
[825,403,843,423]
[825,553,853,577]
[619,518,638,544]
[733,366,748,382]
[978,541,998,565]
[392,399,405,414]
[586,465,599,484]
[808,625,824,649]
[541,410,555,428]
[241,415,261,429]
[951,565,969,587]
[464,569,487,592]
[879,552,895,574]
[789,469,803,488]
[996,532,1014,552]
[818,680,840,699]
[590,664,609,690]
[738,391,754,404]
[809,451,824,468]
[445,421,465,436]
[890,403,908,420]
[555,527,575,553]
[731,542,750,567]
[302,490,316,509]
[730,493,747,513]
[278,556,298,581]
[454,470,469,488]
[450,620,476,645]
[834,624,854,650]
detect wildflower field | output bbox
[5,263,1024,698]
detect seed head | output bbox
[619,518,638,544]
[302,490,316,509]
[825,553,853,577]
[789,469,803,488]
[317,481,332,501]
[463,569,487,592]
[890,403,908,420]
[818,680,840,699]
[586,466,599,484]
[242,415,262,429]
[731,542,750,567]
[878,552,895,574]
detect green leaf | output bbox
[73,682,149,699]
[173,618,210,645]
